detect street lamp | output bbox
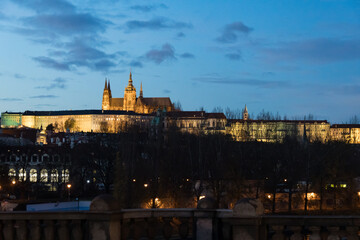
[67,184,71,201]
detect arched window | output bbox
[62,169,70,183]
[19,168,26,182]
[30,169,37,182]
[8,168,16,180]
[42,154,49,162]
[31,154,39,163]
[50,169,58,183]
[40,169,48,182]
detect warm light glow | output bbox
[132,179,136,182]
[358,192,360,197]
[307,192,317,199]
[12,180,16,185]
[199,195,205,200]
[67,184,72,189]
[267,194,271,199]
[86,180,90,184]
[284,179,287,182]
[144,183,148,188]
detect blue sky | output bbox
[0,0,359,123]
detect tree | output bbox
[64,118,76,132]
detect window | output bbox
[40,169,48,182]
[62,169,70,183]
[30,169,37,182]
[42,154,49,162]
[31,155,38,163]
[8,169,16,180]
[19,168,26,182]
[51,169,58,183]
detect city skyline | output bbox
[0,0,359,123]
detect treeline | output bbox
[70,126,360,212]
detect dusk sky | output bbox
[0,0,359,123]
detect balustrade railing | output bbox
[0,196,359,240]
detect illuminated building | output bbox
[102,72,174,113]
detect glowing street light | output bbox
[144,183,148,188]
[67,184,72,201]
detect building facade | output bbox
[102,72,174,113]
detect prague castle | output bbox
[102,72,174,113]
[1,72,360,144]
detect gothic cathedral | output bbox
[102,72,174,114]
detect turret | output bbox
[243,104,249,120]
[140,82,143,98]
[123,71,137,111]
[102,78,111,110]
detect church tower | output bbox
[123,72,137,111]
[243,104,249,120]
[102,78,111,110]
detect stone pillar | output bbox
[232,198,264,240]
[89,194,120,240]
[196,197,216,240]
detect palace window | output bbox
[50,169,58,183]
[30,169,37,182]
[19,168,26,182]
[62,169,70,183]
[8,168,16,180]
[40,169,48,182]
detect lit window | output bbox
[30,169,37,182]
[51,169,58,183]
[8,168,16,180]
[62,169,70,183]
[19,168,26,182]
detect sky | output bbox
[0,0,359,123]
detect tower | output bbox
[102,78,111,110]
[140,82,143,98]
[243,104,249,120]
[123,72,137,111]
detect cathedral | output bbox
[102,72,174,114]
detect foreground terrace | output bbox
[0,195,359,240]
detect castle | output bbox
[102,72,174,113]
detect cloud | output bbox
[180,53,195,59]
[129,60,143,68]
[163,89,171,94]
[125,17,192,31]
[0,98,23,101]
[216,21,253,43]
[30,95,58,99]
[32,38,120,71]
[225,53,241,60]
[176,32,185,38]
[263,38,360,63]
[23,13,108,36]
[10,0,76,14]
[14,74,25,79]
[33,56,71,71]
[130,4,167,12]
[145,43,176,64]
[193,76,288,88]
[36,78,67,90]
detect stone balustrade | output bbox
[0,196,359,240]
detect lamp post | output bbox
[67,184,71,201]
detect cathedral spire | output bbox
[108,79,112,98]
[129,71,133,85]
[243,104,249,120]
[140,82,143,98]
[104,78,108,90]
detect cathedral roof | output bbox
[142,97,172,107]
[110,98,124,107]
